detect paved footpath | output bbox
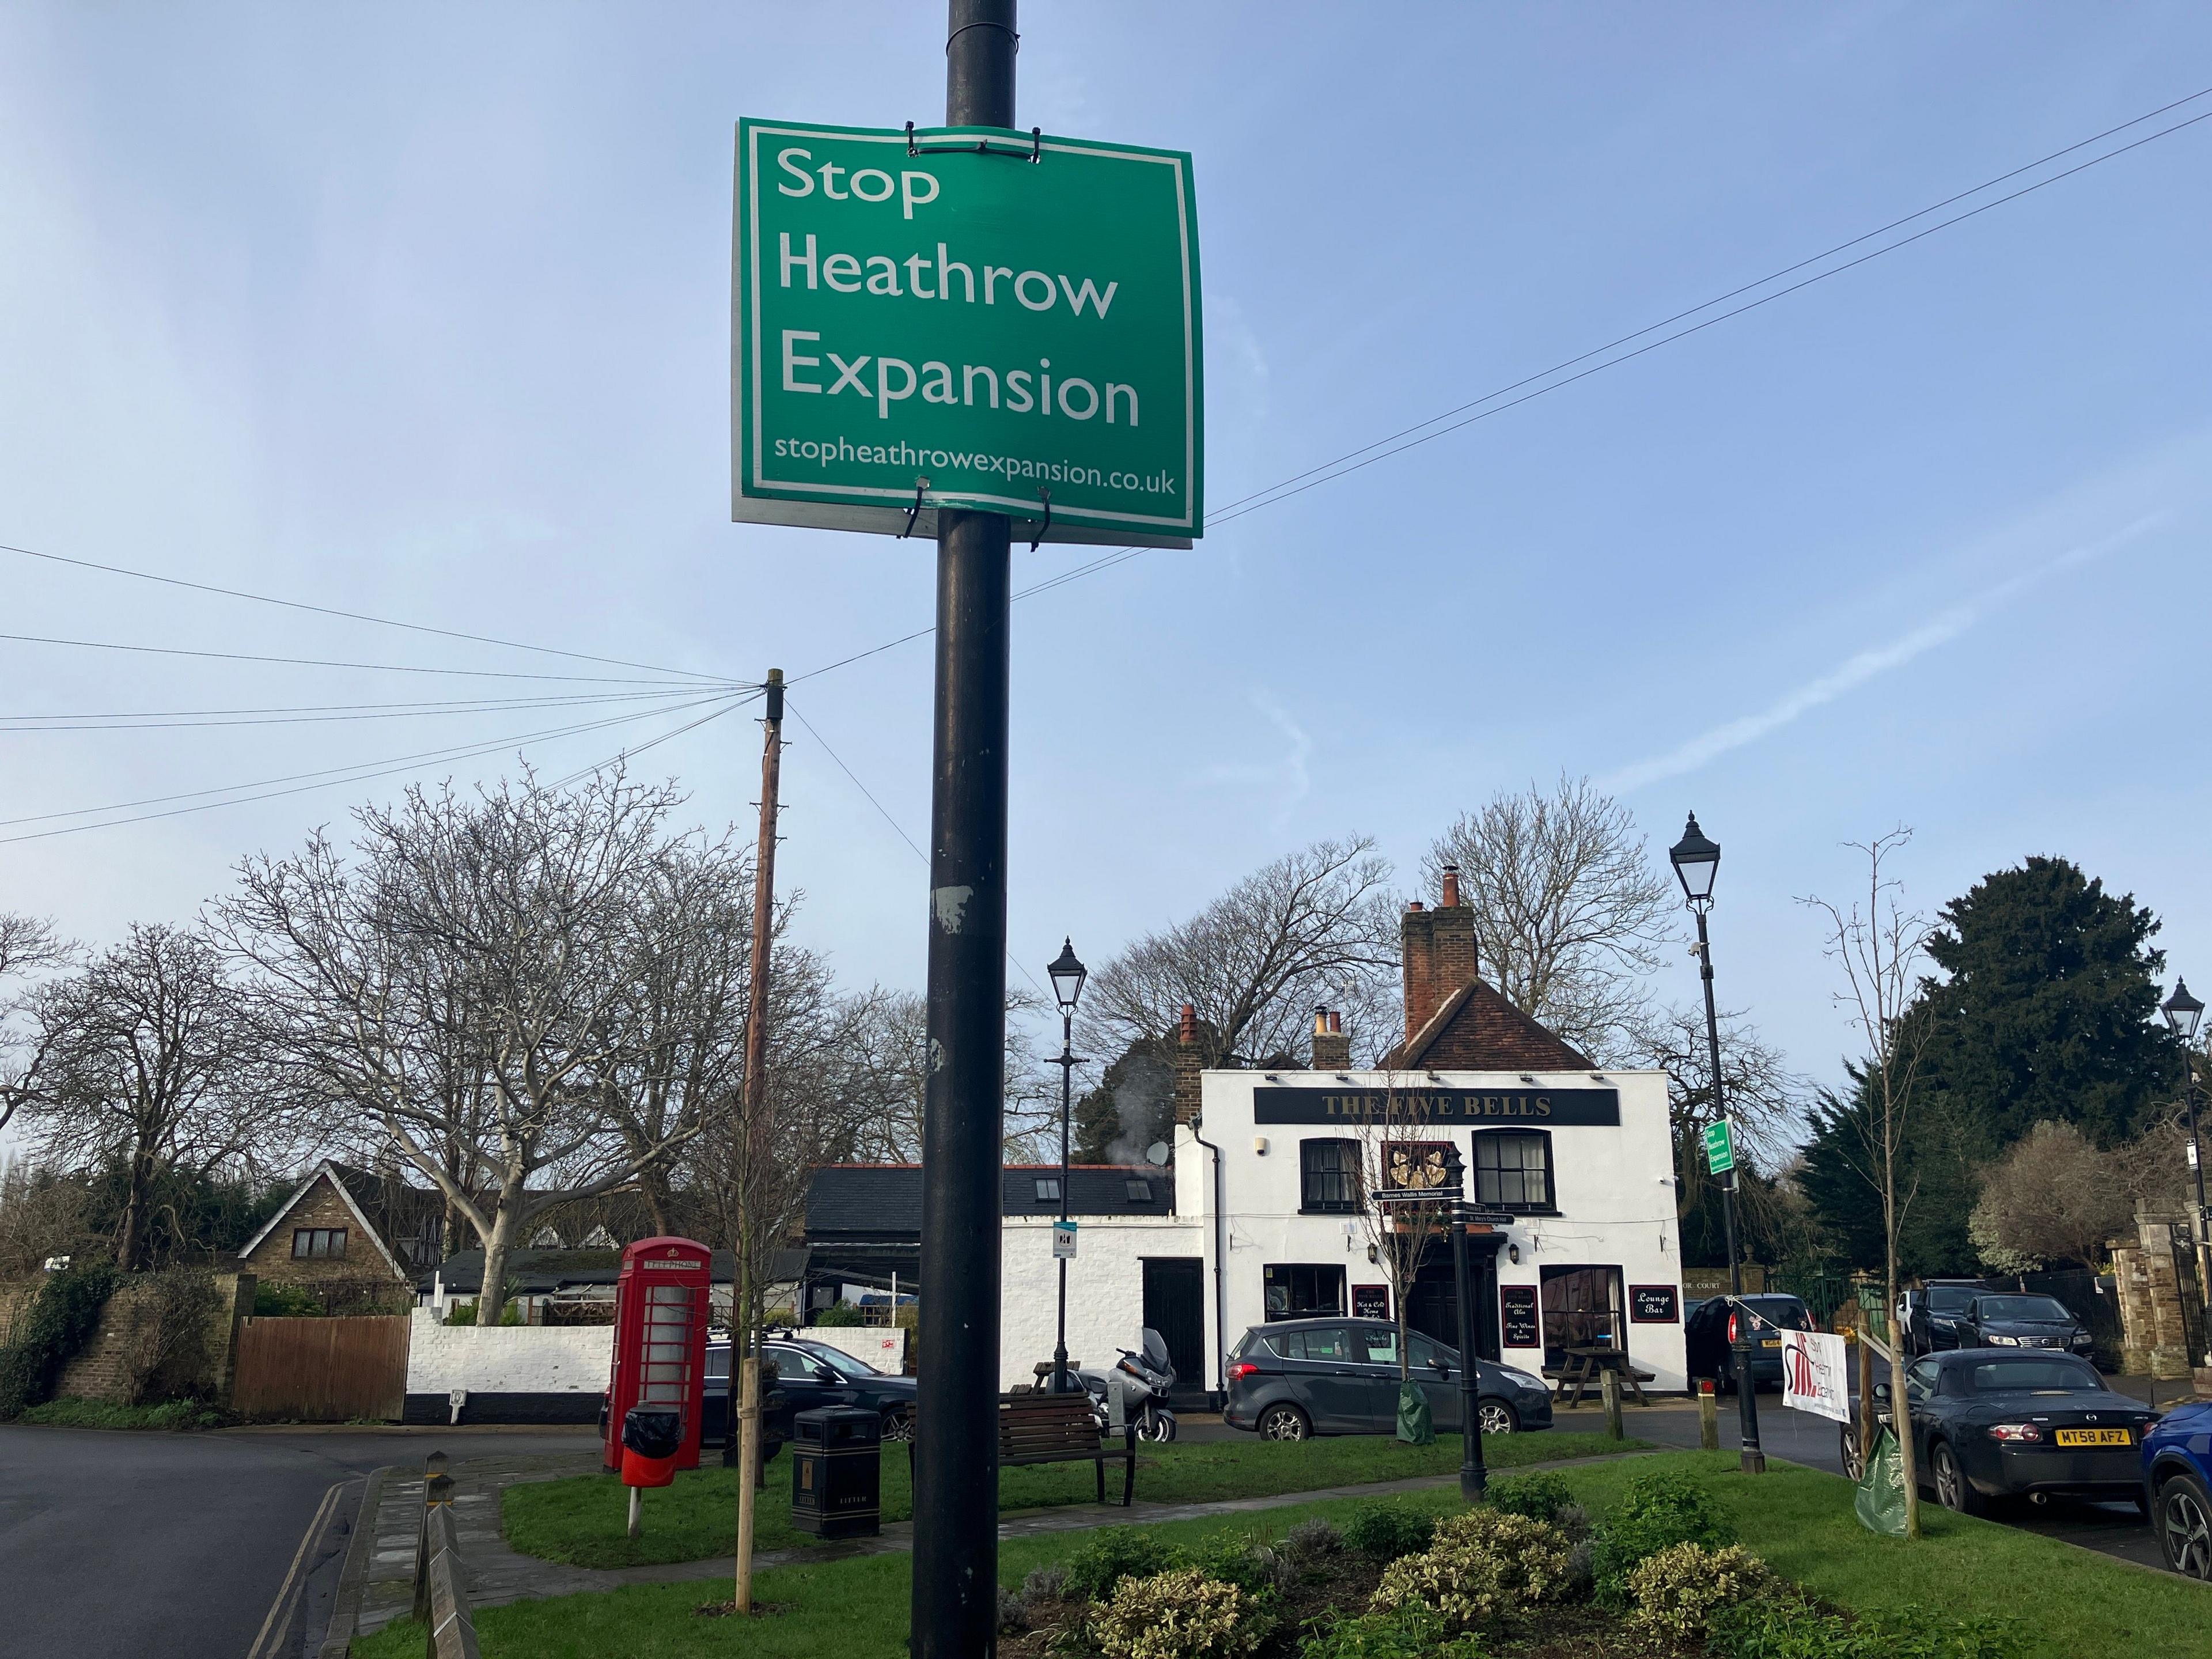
[329,1445,1662,1647]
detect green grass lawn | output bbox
[504,1429,1644,1569]
[355,1449,2211,1659]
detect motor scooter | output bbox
[1072,1328,1178,1442]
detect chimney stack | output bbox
[1172,1002,1203,1124]
[1402,869,1479,1045]
[1310,1006,1351,1070]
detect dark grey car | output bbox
[1222,1316,1554,1441]
[1953,1294,2096,1359]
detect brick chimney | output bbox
[1402,868,1479,1045]
[1310,1007,1351,1070]
[1172,1002,1203,1124]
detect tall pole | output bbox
[2184,1054,2211,1354]
[1696,903,1763,1474]
[915,5,1017,1655]
[1054,1005,1073,1392]
[1449,1210,1487,1501]
[734,668,783,1611]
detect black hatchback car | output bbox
[1223,1317,1554,1440]
[1873,1350,2156,1515]
[1683,1294,1812,1391]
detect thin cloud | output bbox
[1205,690,1313,829]
[1601,516,2165,794]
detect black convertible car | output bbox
[1853,1350,2156,1515]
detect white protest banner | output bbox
[1781,1329,1852,1423]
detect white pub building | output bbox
[804,871,1690,1399]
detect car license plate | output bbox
[1761,1338,1782,1349]
[2053,1428,2131,1447]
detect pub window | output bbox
[1033,1177,1061,1202]
[1474,1130,1554,1212]
[1298,1139,1361,1213]
[1262,1263,1346,1321]
[291,1227,347,1259]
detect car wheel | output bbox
[880,1406,914,1443]
[1476,1399,1518,1437]
[2158,1470,2212,1580]
[1840,1426,1866,1483]
[1931,1441,1986,1517]
[1257,1403,1310,1442]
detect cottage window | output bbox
[1473,1131,1554,1212]
[292,1227,348,1259]
[1123,1179,1152,1203]
[1033,1177,1062,1202]
[1298,1140,1362,1213]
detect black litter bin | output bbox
[790,1405,881,1538]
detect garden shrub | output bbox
[1019,1563,1068,1603]
[1191,1533,1293,1601]
[1341,1501,1434,1562]
[0,1262,120,1419]
[1296,1603,1488,1658]
[1709,1596,2024,1659]
[1369,1511,1575,1632]
[1089,1569,1261,1659]
[253,1283,326,1317]
[1064,1528,1187,1601]
[1484,1471,1576,1527]
[1282,1517,1343,1560]
[810,1301,865,1327]
[1622,1541,1774,1643]
[1590,1468,1733,1590]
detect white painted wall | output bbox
[996,1215,1203,1392]
[406,1308,613,1395]
[1172,1067,1690,1395]
[798,1326,908,1372]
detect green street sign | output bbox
[1702,1120,1736,1176]
[733,118,1203,546]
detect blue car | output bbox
[2143,1398,2212,1580]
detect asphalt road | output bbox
[0,1423,596,1659]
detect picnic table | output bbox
[1549,1345,1654,1407]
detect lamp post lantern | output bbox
[2163,979,2211,1354]
[1671,812,1763,1475]
[1048,938,1088,1393]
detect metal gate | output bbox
[232,1315,409,1421]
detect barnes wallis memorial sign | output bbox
[1251,1088,1620,1127]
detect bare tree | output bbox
[1800,828,1934,1539]
[1631,1002,1805,1241]
[1078,837,1399,1071]
[0,914,74,1139]
[1350,1080,1455,1422]
[1425,778,1677,1061]
[1970,1120,2130,1273]
[219,768,707,1325]
[17,924,260,1271]
[832,984,1060,1164]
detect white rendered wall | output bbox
[1176,1068,1690,1395]
[406,1308,613,1395]
[996,1216,1203,1392]
[798,1326,908,1372]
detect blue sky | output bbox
[2,2,2209,1138]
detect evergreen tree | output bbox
[1916,856,2176,1149]
[1796,1067,1981,1278]
[1070,1037,1177,1164]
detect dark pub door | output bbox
[1141,1257,1206,1404]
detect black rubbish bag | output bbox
[622,1405,685,1460]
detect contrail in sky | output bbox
[1600,515,2166,794]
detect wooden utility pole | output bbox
[734,668,783,1614]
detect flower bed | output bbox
[997,1468,2027,1659]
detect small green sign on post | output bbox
[1702,1119,1736,1177]
[733,118,1203,546]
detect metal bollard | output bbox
[1698,1380,1720,1452]
[1600,1368,1623,1441]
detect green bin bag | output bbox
[1395,1380,1435,1445]
[1854,1427,1909,1537]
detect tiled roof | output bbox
[805,1164,1175,1240]
[1385,978,1594,1071]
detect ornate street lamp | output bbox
[1047,939,1088,1393]
[1670,812,1763,1475]
[2164,979,2210,1354]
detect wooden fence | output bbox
[232,1314,409,1421]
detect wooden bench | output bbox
[907,1392,1138,1506]
[1550,1346,1656,1408]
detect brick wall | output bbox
[50,1271,253,1404]
[0,1282,36,1348]
[246,1173,407,1300]
[2113,1219,2196,1380]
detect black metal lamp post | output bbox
[1671,812,1763,1474]
[1448,1200,1488,1502]
[1047,938,1088,1393]
[2163,979,2211,1352]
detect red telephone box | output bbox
[603,1236,713,1474]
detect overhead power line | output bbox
[0,540,731,684]
[797,86,2212,679]
[0,628,747,688]
[0,687,714,733]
